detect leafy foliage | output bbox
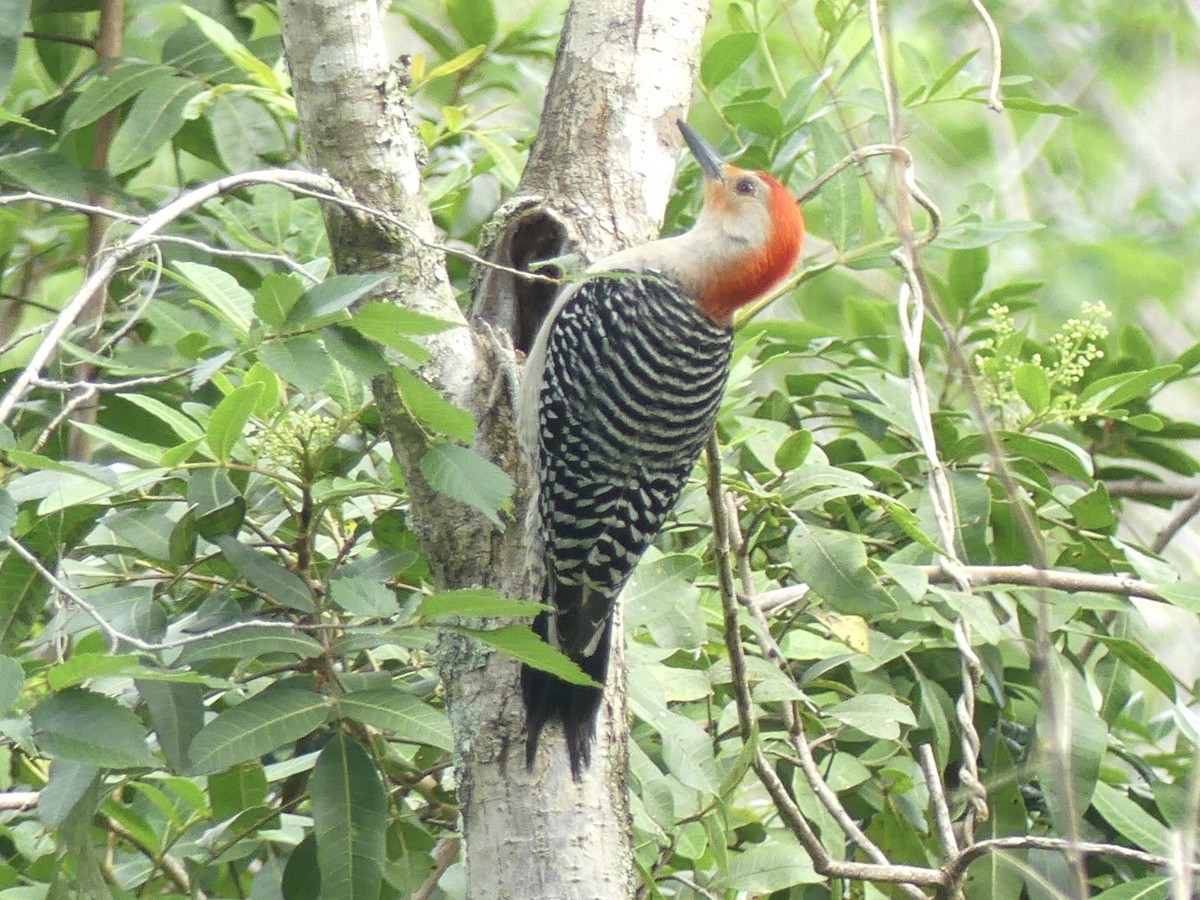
[1,0,1199,898]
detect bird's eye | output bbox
[734,178,756,196]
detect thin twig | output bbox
[1152,490,1200,554]
[4,535,311,652]
[921,564,1164,601]
[706,433,947,892]
[868,0,989,846]
[967,0,1005,111]
[944,834,1197,886]
[1106,479,1200,501]
[0,791,39,810]
[919,745,961,860]
[0,170,341,427]
[723,492,928,900]
[412,837,461,900]
[0,191,140,221]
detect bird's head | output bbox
[678,121,805,324]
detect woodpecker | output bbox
[519,121,804,777]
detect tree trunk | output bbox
[277,1,708,896]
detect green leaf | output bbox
[62,61,171,132]
[418,588,540,620]
[206,383,262,461]
[32,688,156,769]
[701,32,758,88]
[329,577,399,618]
[47,653,143,690]
[1012,363,1050,414]
[788,524,895,615]
[348,302,459,361]
[258,336,336,394]
[1091,877,1170,900]
[173,261,255,335]
[1002,96,1078,116]
[447,0,495,46]
[1087,635,1175,700]
[1039,661,1106,836]
[810,119,861,250]
[38,760,101,829]
[108,76,203,174]
[999,431,1093,480]
[419,442,513,527]
[117,392,205,442]
[453,624,596,686]
[0,0,33,100]
[1155,581,1200,614]
[718,840,820,890]
[423,44,487,82]
[179,6,282,91]
[215,536,315,612]
[0,487,14,540]
[0,654,23,714]
[826,694,916,739]
[657,710,719,794]
[136,679,204,774]
[393,367,476,443]
[1079,365,1181,412]
[724,100,784,138]
[255,273,305,329]
[337,688,453,751]
[179,624,324,664]
[311,733,387,900]
[188,682,330,776]
[1091,782,1171,857]
[208,761,268,822]
[926,49,979,100]
[774,430,812,471]
[283,273,390,329]
[188,468,245,540]
[0,508,100,653]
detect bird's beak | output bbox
[677,120,726,183]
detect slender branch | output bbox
[723,494,928,900]
[3,535,312,652]
[706,433,947,891]
[943,834,1198,886]
[868,0,989,847]
[1106,479,1200,501]
[104,811,195,896]
[922,564,1164,601]
[0,191,140,221]
[0,169,341,427]
[919,745,960,860]
[412,837,461,900]
[1152,490,1200,553]
[21,30,95,48]
[967,0,1005,111]
[0,791,39,810]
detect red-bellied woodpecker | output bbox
[519,120,805,777]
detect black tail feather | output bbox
[522,610,612,779]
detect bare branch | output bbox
[1106,479,1200,501]
[4,535,314,652]
[0,169,341,427]
[0,791,39,811]
[1152,489,1200,553]
[919,744,961,860]
[706,434,946,892]
[968,0,1006,111]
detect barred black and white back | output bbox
[519,269,732,776]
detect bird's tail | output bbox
[521,609,612,779]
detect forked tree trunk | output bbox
[278,1,708,895]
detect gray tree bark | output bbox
[278,1,708,896]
